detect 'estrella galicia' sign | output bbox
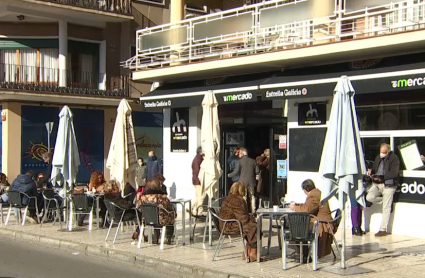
[298,102,326,126]
[170,108,189,152]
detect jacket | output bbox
[256,155,269,194]
[372,152,400,186]
[228,155,259,188]
[228,154,240,182]
[191,154,203,185]
[294,188,334,258]
[136,164,146,187]
[104,192,138,221]
[9,174,38,205]
[138,189,176,225]
[145,156,160,180]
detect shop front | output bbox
[143,51,425,238]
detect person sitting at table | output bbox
[0,173,10,198]
[154,173,167,195]
[136,179,176,245]
[288,179,334,263]
[104,180,141,240]
[78,171,107,227]
[219,181,259,262]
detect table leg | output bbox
[182,202,186,245]
[188,200,192,241]
[96,197,100,229]
[257,214,263,263]
[267,214,272,254]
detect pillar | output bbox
[103,107,116,180]
[2,103,22,180]
[59,20,68,87]
[99,40,107,90]
[170,0,184,23]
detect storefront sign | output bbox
[265,88,308,98]
[391,77,425,89]
[143,100,172,108]
[222,92,253,102]
[395,176,425,204]
[277,160,287,178]
[298,102,326,125]
[279,135,287,149]
[170,108,189,152]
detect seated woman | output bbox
[136,179,176,244]
[104,180,141,239]
[153,173,167,194]
[78,171,107,226]
[219,182,258,262]
[288,179,334,263]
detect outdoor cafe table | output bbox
[170,198,192,245]
[256,207,293,263]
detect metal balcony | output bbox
[0,63,129,97]
[37,0,132,15]
[124,0,425,71]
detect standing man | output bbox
[228,148,259,213]
[366,143,400,237]
[145,150,160,180]
[191,147,204,215]
[228,147,241,184]
[37,152,52,188]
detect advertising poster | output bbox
[279,135,287,149]
[298,102,327,125]
[170,108,189,152]
[277,160,287,178]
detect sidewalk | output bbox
[1,213,425,278]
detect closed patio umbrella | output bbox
[319,76,368,272]
[51,105,80,230]
[198,91,222,246]
[106,99,138,196]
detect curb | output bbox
[0,228,248,278]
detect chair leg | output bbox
[299,242,303,266]
[57,209,63,230]
[22,207,29,226]
[137,224,145,249]
[113,221,121,244]
[160,226,166,250]
[282,230,287,270]
[240,233,248,263]
[105,219,114,242]
[88,210,94,231]
[203,213,209,243]
[5,206,12,225]
[267,215,272,254]
[40,208,48,227]
[212,233,224,261]
[277,228,282,250]
[192,220,197,239]
[0,204,3,224]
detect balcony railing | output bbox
[38,0,132,16]
[0,63,129,98]
[124,0,425,70]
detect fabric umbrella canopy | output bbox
[51,105,80,230]
[319,76,366,269]
[198,91,222,246]
[106,99,138,196]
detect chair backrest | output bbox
[71,194,93,212]
[7,191,24,207]
[211,197,225,208]
[209,207,222,233]
[42,189,58,209]
[286,213,313,241]
[140,204,161,226]
[104,200,125,222]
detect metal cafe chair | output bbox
[281,213,319,271]
[319,209,342,259]
[138,204,175,250]
[0,201,10,224]
[208,207,248,262]
[203,197,226,243]
[104,200,141,244]
[5,191,40,226]
[192,195,209,239]
[40,189,65,229]
[69,193,94,231]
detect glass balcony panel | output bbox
[193,12,253,41]
[139,26,188,51]
[345,0,394,13]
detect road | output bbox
[0,237,163,278]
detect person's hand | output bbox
[289,202,296,211]
[367,169,372,176]
[227,174,231,177]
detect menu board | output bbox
[398,140,424,170]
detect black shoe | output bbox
[286,252,300,260]
[293,256,312,264]
[77,216,84,226]
[359,228,366,235]
[353,227,363,236]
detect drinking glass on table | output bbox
[263,200,270,209]
[280,197,285,207]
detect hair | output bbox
[301,179,316,192]
[104,180,120,193]
[24,170,35,179]
[380,143,391,151]
[240,148,248,156]
[146,179,161,190]
[90,171,105,185]
[196,146,203,155]
[42,152,52,160]
[263,149,270,157]
[229,181,246,196]
[154,173,165,182]
[138,157,143,161]
[0,173,8,184]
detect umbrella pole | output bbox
[208,194,212,246]
[339,189,346,269]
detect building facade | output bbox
[127,0,425,238]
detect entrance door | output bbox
[269,126,287,205]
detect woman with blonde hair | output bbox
[219,182,259,262]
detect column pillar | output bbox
[99,40,107,90]
[170,0,185,65]
[2,103,22,180]
[59,20,68,87]
[103,108,116,179]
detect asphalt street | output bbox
[0,237,163,278]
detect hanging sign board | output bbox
[398,140,424,170]
[279,135,287,149]
[298,102,327,125]
[170,108,189,152]
[277,160,287,178]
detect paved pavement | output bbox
[0,237,162,278]
[1,210,425,278]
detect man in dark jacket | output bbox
[9,170,41,223]
[366,143,400,237]
[191,147,204,215]
[228,147,241,183]
[228,148,259,213]
[145,151,161,180]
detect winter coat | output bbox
[228,154,240,182]
[228,156,259,188]
[372,152,400,186]
[138,189,176,226]
[192,154,203,185]
[145,156,160,180]
[104,192,138,221]
[136,164,146,187]
[256,156,269,195]
[9,174,38,205]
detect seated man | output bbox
[9,170,42,224]
[288,179,334,263]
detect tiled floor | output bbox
[1,211,425,278]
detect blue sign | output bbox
[277,160,287,178]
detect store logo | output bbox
[143,100,172,108]
[265,88,307,97]
[223,92,252,102]
[391,77,425,88]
